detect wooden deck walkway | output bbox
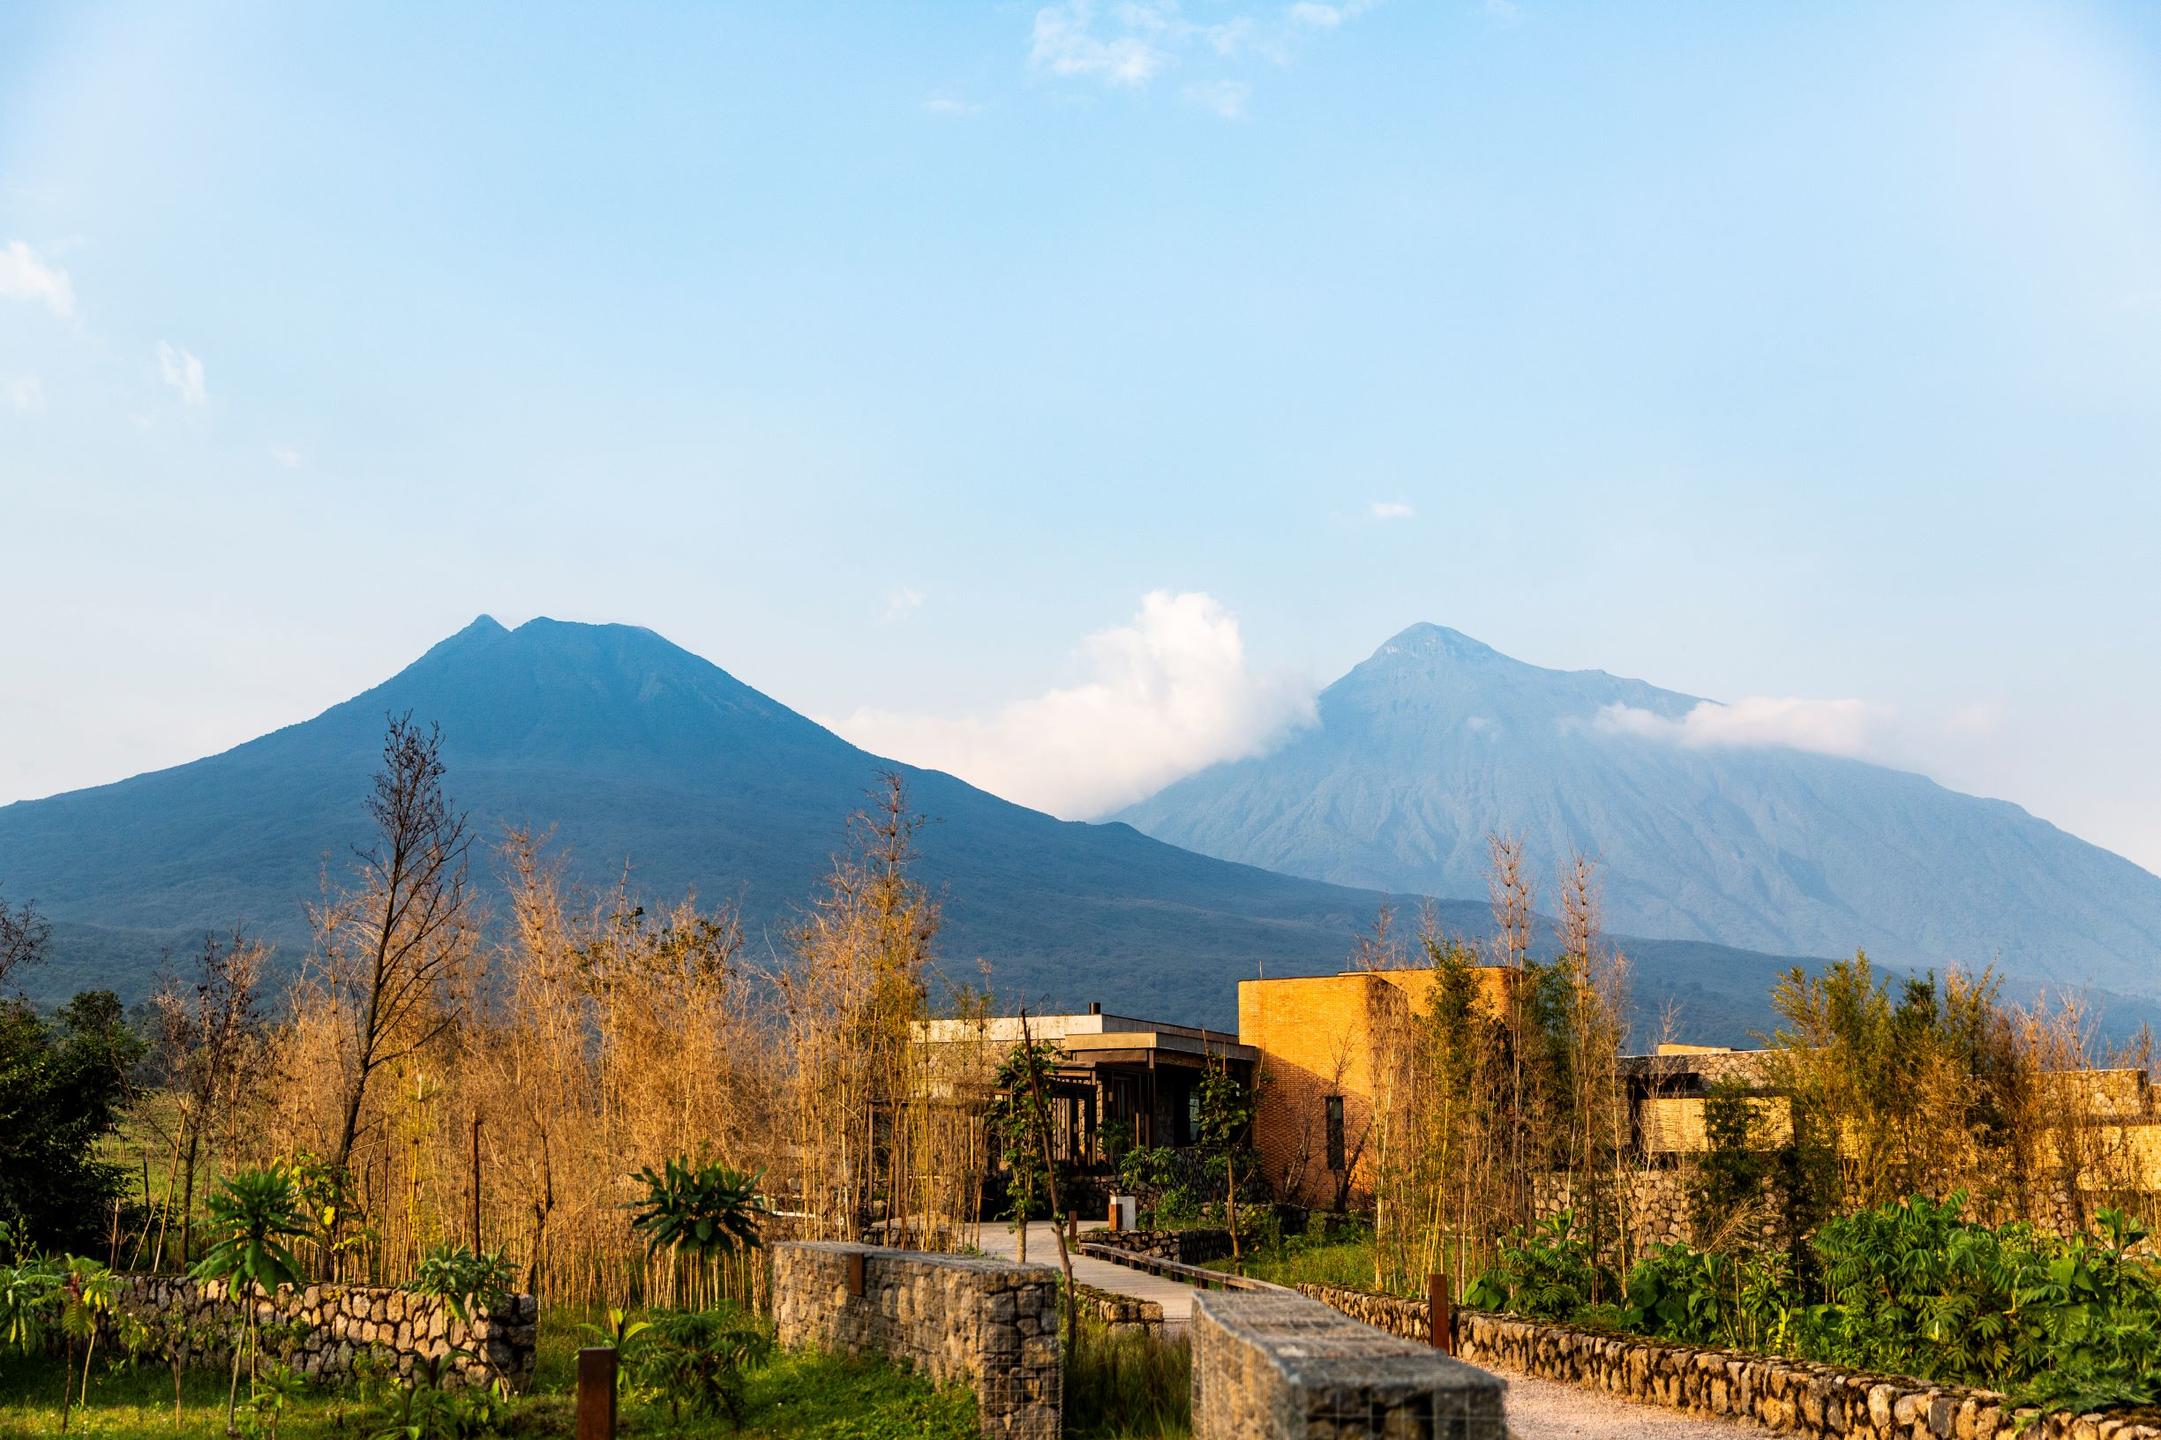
[974,1221,1202,1329]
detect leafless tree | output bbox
[309,713,476,1255]
[0,891,51,990]
[149,929,270,1267]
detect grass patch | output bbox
[1201,1234,1403,1295]
[1063,1317,1190,1440]
[0,1324,976,1440]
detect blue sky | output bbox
[3,1,2159,869]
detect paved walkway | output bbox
[1496,1369,1764,1439]
[975,1223,1761,1437]
[975,1221,1199,1329]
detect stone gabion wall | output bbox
[1071,1279,1162,1332]
[1293,1282,2161,1440]
[1189,1289,1506,1440]
[108,1275,538,1390]
[771,1242,1060,1440]
[1090,1228,1233,1265]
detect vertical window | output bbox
[1325,1095,1346,1172]
[1187,1089,1201,1145]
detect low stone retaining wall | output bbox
[109,1275,537,1390]
[1091,1227,1233,1265]
[1294,1282,2161,1440]
[771,1241,1060,1440]
[1190,1289,1506,1440]
[1071,1279,1162,1332]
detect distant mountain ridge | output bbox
[0,614,1861,1040]
[1115,623,2161,997]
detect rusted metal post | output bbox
[1428,1272,1453,1355]
[1107,1196,1120,1232]
[845,1250,866,1297]
[576,1347,616,1440]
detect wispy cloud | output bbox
[4,376,46,413]
[157,342,207,407]
[269,445,302,467]
[1030,1,1171,87]
[1027,0,1378,109]
[0,241,75,319]
[879,586,926,624]
[1185,79,1251,118]
[1594,696,1888,759]
[923,94,984,117]
[1369,499,1414,520]
[834,589,1315,818]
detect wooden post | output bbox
[845,1251,866,1297]
[470,1113,483,1253]
[1107,1197,1120,1232]
[576,1347,616,1440]
[1428,1272,1453,1355]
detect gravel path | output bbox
[1498,1367,1762,1438]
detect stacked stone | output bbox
[1189,1289,1507,1440]
[1087,1228,1233,1265]
[1293,1282,2161,1440]
[771,1241,1060,1440]
[1069,1280,1163,1332]
[105,1275,537,1391]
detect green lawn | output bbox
[1199,1235,1395,1294]
[0,1308,977,1440]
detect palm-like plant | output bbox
[56,1256,117,1427]
[628,1159,765,1260]
[191,1167,312,1432]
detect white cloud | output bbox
[834,589,1315,818]
[1369,500,1414,520]
[1594,696,1888,759]
[1027,0,1375,98]
[1030,2,1171,87]
[0,241,75,319]
[4,376,46,413]
[269,445,302,467]
[1186,79,1250,119]
[879,586,926,624]
[157,342,207,407]
[924,94,983,116]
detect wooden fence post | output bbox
[576,1347,617,1440]
[1428,1272,1453,1355]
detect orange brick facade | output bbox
[1240,968,1513,1210]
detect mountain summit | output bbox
[1117,625,2161,995]
[0,616,1408,1023]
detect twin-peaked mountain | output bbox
[1116,624,2161,998]
[1,616,1427,1027]
[8,616,2151,1039]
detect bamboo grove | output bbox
[1346,837,2161,1304]
[112,716,1000,1312]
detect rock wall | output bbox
[771,1241,1060,1440]
[1294,1282,2161,1440]
[1189,1289,1506,1440]
[1089,1228,1232,1265]
[109,1275,537,1390]
[1071,1279,1163,1332]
